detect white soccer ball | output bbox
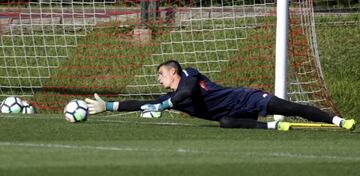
[1,96,23,114]
[22,100,35,114]
[64,99,89,123]
[140,110,162,118]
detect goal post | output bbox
[0,0,357,117]
[274,0,289,121]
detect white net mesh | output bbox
[0,0,359,113]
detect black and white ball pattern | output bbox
[64,100,89,123]
[1,96,23,114]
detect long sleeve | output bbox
[118,76,199,111]
[170,76,199,106]
[117,100,157,111]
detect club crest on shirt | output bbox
[199,80,208,91]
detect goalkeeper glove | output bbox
[140,98,173,112]
[85,93,119,114]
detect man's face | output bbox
[157,66,176,89]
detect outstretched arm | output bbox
[85,93,157,114]
[118,100,157,111]
[141,76,199,111]
[85,77,199,114]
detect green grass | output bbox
[1,12,360,175]
[0,0,359,118]
[2,13,358,112]
[3,15,353,116]
[0,113,359,176]
[316,14,360,118]
[1,5,360,176]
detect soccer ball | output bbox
[22,100,35,114]
[1,96,23,114]
[64,99,89,123]
[140,110,162,118]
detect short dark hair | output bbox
[157,60,182,76]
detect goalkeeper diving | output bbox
[85,60,356,131]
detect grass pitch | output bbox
[0,113,359,176]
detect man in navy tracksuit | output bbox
[85,60,356,131]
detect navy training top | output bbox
[156,67,272,121]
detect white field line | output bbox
[93,119,197,126]
[0,141,360,161]
[0,115,62,119]
[269,152,360,161]
[0,141,201,154]
[0,115,342,130]
[0,113,134,119]
[101,112,137,117]
[0,114,197,126]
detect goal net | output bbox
[0,0,358,115]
